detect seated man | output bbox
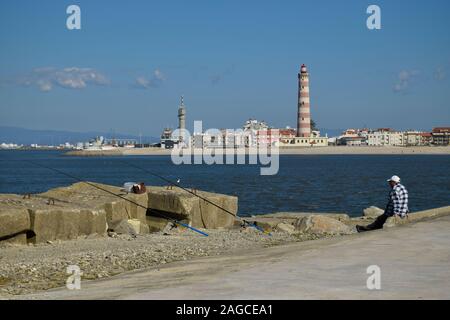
[357,175,409,232]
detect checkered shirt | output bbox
[385,183,409,217]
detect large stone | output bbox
[0,233,27,246]
[108,219,148,235]
[0,207,31,238]
[128,219,150,234]
[146,187,238,230]
[124,193,148,224]
[363,206,384,219]
[78,209,107,236]
[296,215,352,235]
[245,212,351,233]
[42,182,147,228]
[243,217,282,232]
[101,193,148,227]
[146,215,174,233]
[103,200,130,225]
[276,223,296,235]
[29,208,81,243]
[1,194,100,244]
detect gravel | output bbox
[0,226,331,298]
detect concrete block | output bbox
[29,208,80,243]
[0,208,31,238]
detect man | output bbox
[356,175,409,232]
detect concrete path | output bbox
[23,216,450,300]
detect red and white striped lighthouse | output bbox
[297,64,311,137]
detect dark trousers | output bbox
[365,213,390,230]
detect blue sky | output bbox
[1,0,449,136]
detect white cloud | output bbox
[393,70,419,93]
[134,69,166,89]
[20,67,110,92]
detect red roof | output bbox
[432,127,450,133]
[279,129,296,136]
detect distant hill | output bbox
[0,126,159,145]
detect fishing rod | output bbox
[117,160,271,236]
[24,160,209,237]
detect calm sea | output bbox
[1,150,449,217]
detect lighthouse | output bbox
[178,95,186,131]
[178,95,186,143]
[297,64,311,137]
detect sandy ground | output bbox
[66,146,450,157]
[0,226,331,298]
[18,215,450,300]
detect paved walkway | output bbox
[23,216,450,300]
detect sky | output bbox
[1,0,449,136]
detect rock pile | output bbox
[0,182,238,245]
[245,212,353,235]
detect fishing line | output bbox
[117,160,271,236]
[24,160,209,237]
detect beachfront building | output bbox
[278,128,328,147]
[405,131,432,146]
[241,119,271,147]
[255,129,280,147]
[222,129,247,149]
[339,136,367,146]
[278,128,297,145]
[367,128,406,146]
[278,136,328,147]
[431,127,450,146]
[337,129,368,146]
[191,130,241,149]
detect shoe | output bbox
[356,225,370,233]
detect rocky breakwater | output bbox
[0,182,238,246]
[245,212,354,236]
[243,204,450,236]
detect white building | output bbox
[242,119,269,147]
[337,128,368,146]
[367,129,406,146]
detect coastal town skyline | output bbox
[1,0,450,137]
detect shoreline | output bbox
[63,146,450,157]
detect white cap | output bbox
[387,175,401,183]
